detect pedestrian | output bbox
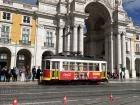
[32,66,36,81]
[20,66,26,82]
[1,66,6,82]
[36,66,42,84]
[5,67,11,82]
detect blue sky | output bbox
[16,0,140,26]
[123,0,140,26]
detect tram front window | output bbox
[45,61,50,69]
[52,61,59,69]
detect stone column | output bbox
[109,33,114,73]
[79,25,84,55]
[122,33,126,68]
[117,33,122,72]
[66,27,70,52]
[58,27,63,53]
[122,33,129,78]
[31,56,34,70]
[73,24,78,52]
[11,54,15,69]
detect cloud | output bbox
[123,0,140,11]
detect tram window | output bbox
[83,63,87,71]
[52,61,59,69]
[45,61,50,69]
[95,63,99,71]
[70,62,75,70]
[102,63,106,71]
[75,62,79,71]
[63,62,69,71]
[89,63,93,71]
[79,63,83,71]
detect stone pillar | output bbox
[122,33,129,79]
[105,36,108,66]
[79,25,84,55]
[11,54,15,69]
[66,27,70,52]
[31,56,34,70]
[109,33,114,73]
[117,33,122,72]
[73,24,78,52]
[122,33,126,68]
[58,27,63,53]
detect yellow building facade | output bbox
[0,1,37,71]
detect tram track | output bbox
[0,88,140,105]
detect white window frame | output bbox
[44,30,55,48]
[22,15,31,24]
[2,11,12,21]
[0,23,11,40]
[21,26,31,43]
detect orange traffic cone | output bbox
[109,92,113,102]
[13,97,17,105]
[63,96,68,104]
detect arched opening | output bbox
[16,49,31,70]
[0,47,11,69]
[126,57,131,77]
[135,58,140,77]
[84,2,111,60]
[42,51,54,70]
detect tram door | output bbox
[51,61,59,79]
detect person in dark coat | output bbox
[36,66,42,84]
[32,66,36,81]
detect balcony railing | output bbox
[44,42,54,48]
[135,52,140,55]
[0,38,11,44]
[19,40,31,45]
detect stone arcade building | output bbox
[0,0,140,79]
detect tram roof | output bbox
[43,56,107,62]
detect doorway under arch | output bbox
[16,49,31,70]
[135,58,140,77]
[0,47,11,68]
[84,2,111,71]
[126,57,131,77]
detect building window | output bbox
[45,31,54,47]
[136,44,140,52]
[1,25,10,42]
[18,55,25,60]
[22,27,30,44]
[3,12,11,20]
[136,34,139,40]
[23,16,30,24]
[126,42,128,51]
[0,54,7,60]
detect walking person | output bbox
[36,66,42,84]
[32,66,36,81]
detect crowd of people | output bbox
[0,66,42,83]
